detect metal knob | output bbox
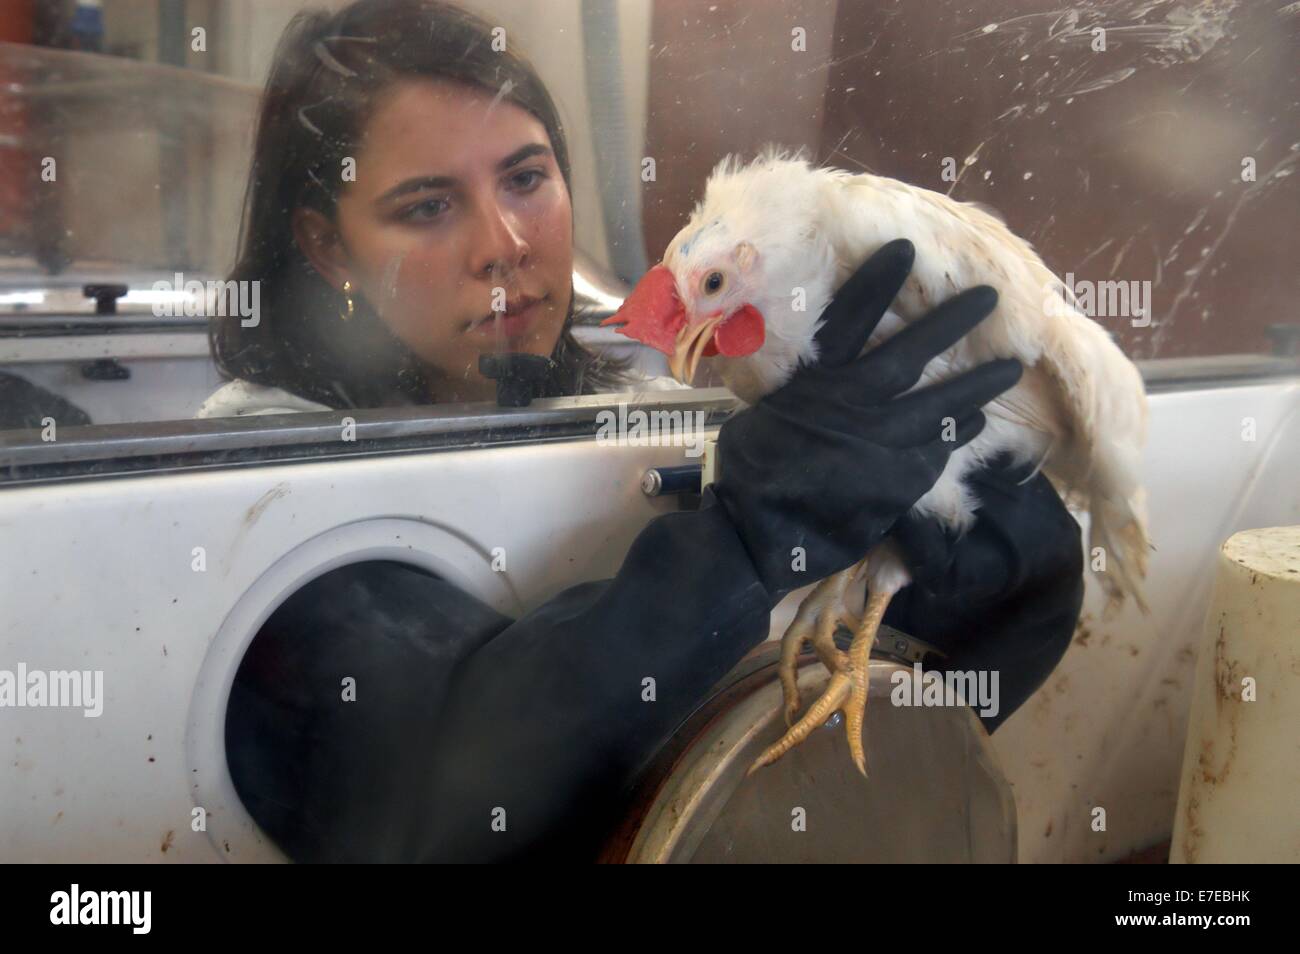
[641,464,702,496]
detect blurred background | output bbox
[0,0,1296,427]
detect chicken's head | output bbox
[604,148,844,399]
[602,219,767,384]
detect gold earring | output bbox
[341,280,355,321]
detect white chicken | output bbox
[604,145,1151,777]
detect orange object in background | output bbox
[0,1,35,250]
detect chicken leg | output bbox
[774,565,856,727]
[749,581,894,778]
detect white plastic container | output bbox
[1171,526,1300,863]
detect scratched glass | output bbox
[0,0,1293,439]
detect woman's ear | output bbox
[292,207,352,291]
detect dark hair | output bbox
[211,0,631,409]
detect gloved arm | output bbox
[887,458,1085,733]
[225,507,775,864]
[225,241,1024,863]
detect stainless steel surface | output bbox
[572,249,633,322]
[872,625,948,665]
[3,254,631,324]
[622,653,1017,863]
[1136,354,1299,391]
[0,387,740,484]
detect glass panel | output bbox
[0,0,1294,446]
[0,1,682,438]
[641,0,1298,368]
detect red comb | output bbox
[600,265,686,355]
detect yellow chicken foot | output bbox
[747,670,852,777]
[775,567,855,726]
[844,589,892,777]
[749,585,893,778]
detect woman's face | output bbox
[313,79,574,401]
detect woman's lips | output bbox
[470,296,545,338]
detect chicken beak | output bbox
[669,314,727,384]
[668,304,767,382]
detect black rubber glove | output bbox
[712,239,1024,603]
[887,457,1085,732]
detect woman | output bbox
[220,0,1084,863]
[198,0,664,417]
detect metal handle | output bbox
[641,464,702,496]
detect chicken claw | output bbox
[749,587,893,778]
[775,567,854,725]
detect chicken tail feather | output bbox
[1085,451,1151,619]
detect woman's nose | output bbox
[471,199,531,280]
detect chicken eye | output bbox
[702,271,726,295]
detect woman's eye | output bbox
[510,168,546,190]
[399,197,450,223]
[702,271,726,295]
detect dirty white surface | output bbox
[989,381,1298,862]
[1170,525,1300,863]
[0,379,1295,862]
[0,431,694,862]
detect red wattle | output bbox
[712,305,765,357]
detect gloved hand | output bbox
[887,457,1085,732]
[711,239,1024,602]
